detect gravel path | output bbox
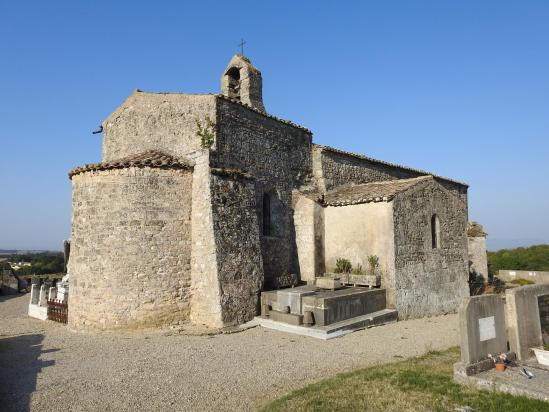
[0,294,460,411]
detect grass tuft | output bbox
[261,348,549,412]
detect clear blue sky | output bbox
[1,1,548,251]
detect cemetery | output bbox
[454,284,549,401]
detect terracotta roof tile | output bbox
[68,150,193,179]
[322,176,433,207]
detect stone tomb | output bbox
[257,285,397,339]
[28,284,48,321]
[454,291,549,401]
[506,284,549,360]
[457,294,508,370]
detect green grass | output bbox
[510,278,536,286]
[261,348,549,412]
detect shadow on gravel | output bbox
[0,293,28,303]
[0,333,55,412]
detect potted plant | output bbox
[327,257,382,288]
[367,255,379,276]
[488,353,507,372]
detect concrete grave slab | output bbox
[302,287,386,326]
[252,308,397,340]
[275,286,317,314]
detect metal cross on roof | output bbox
[238,38,246,55]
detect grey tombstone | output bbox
[459,294,507,365]
[506,284,549,360]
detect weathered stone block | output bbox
[302,288,387,326]
[459,294,507,365]
[506,284,549,360]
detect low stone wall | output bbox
[498,270,549,284]
[68,167,193,331]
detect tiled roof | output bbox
[215,94,312,133]
[68,150,193,179]
[322,176,433,207]
[316,145,468,188]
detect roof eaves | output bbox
[68,150,193,179]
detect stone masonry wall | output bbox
[68,167,193,331]
[313,146,467,201]
[213,98,312,286]
[188,151,223,327]
[392,178,469,319]
[102,92,216,161]
[210,173,264,324]
[293,193,325,283]
[468,236,489,280]
[315,146,422,191]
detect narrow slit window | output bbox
[431,214,440,249]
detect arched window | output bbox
[226,67,241,100]
[431,214,440,249]
[263,192,271,236]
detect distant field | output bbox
[262,348,549,412]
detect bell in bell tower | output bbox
[221,54,266,113]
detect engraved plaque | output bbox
[478,316,496,341]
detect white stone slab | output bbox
[478,316,496,341]
[28,304,48,321]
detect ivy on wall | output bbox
[195,116,216,149]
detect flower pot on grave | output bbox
[495,363,506,372]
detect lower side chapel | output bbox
[67,55,475,331]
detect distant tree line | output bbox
[488,244,549,278]
[3,252,65,276]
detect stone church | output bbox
[67,55,470,331]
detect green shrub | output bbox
[487,244,549,278]
[334,258,352,274]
